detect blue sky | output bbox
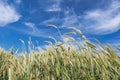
[0,0,120,50]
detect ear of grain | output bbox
[44,41,53,45]
[64,32,76,35]
[48,36,57,44]
[47,24,58,28]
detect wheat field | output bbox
[0,26,120,80]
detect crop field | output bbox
[0,27,120,80]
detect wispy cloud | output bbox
[25,22,38,31]
[61,8,81,28]
[0,1,21,27]
[42,8,82,29]
[43,0,120,35]
[24,22,44,37]
[24,22,56,38]
[14,0,22,4]
[83,0,120,35]
[42,18,62,25]
[45,0,62,12]
[23,22,64,41]
[46,4,61,12]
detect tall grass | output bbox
[0,26,120,80]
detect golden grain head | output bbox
[47,24,58,28]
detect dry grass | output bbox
[0,26,120,80]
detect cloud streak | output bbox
[14,0,22,4]
[46,4,61,12]
[42,8,81,28]
[83,0,120,35]
[24,22,45,37]
[45,0,62,12]
[24,22,58,38]
[43,0,120,35]
[0,1,21,27]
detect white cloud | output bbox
[42,0,120,35]
[23,22,63,41]
[0,1,21,27]
[83,0,120,34]
[15,0,22,4]
[42,17,62,25]
[61,8,81,28]
[25,22,37,30]
[24,22,55,38]
[24,22,43,37]
[45,0,62,12]
[42,8,81,28]
[46,4,61,12]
